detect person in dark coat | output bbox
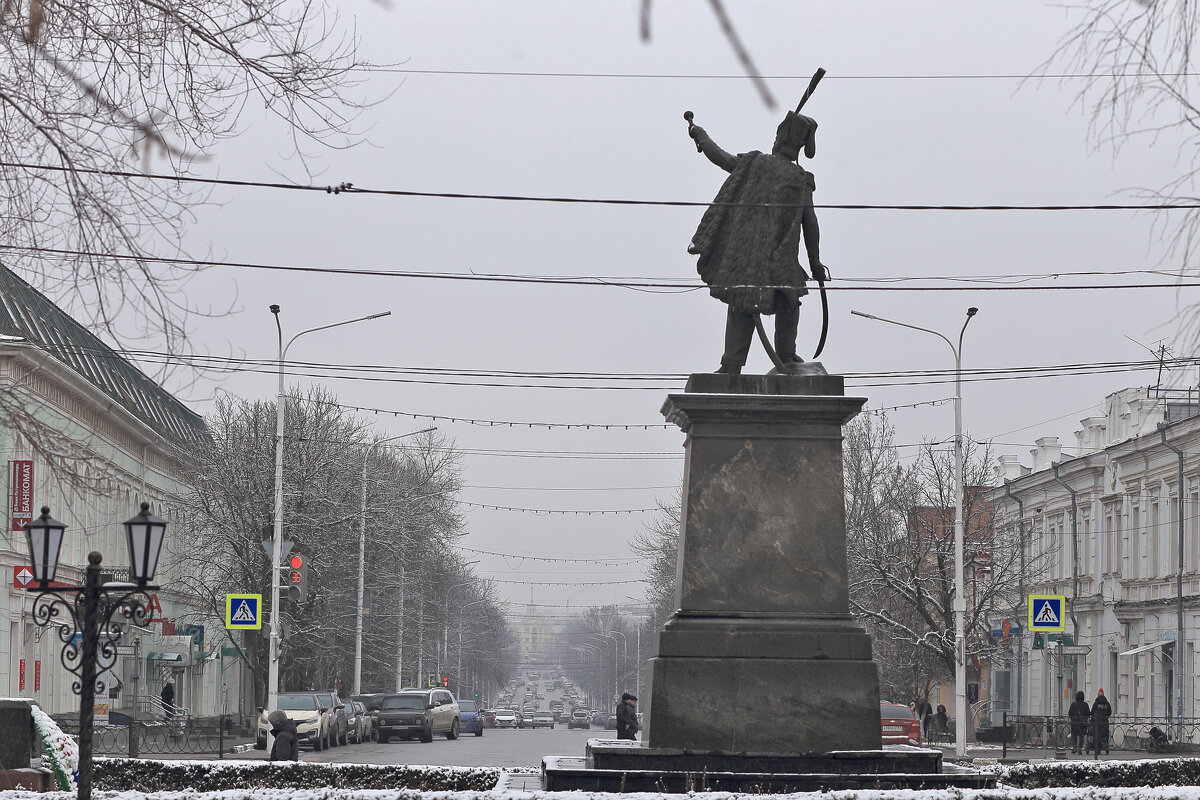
[1068,690,1091,754]
[160,678,175,722]
[268,710,300,761]
[914,698,933,741]
[934,704,949,738]
[1091,688,1113,754]
[615,693,639,740]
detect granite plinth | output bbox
[647,375,880,754]
[0,700,34,770]
[541,746,998,792]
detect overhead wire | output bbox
[5,162,1200,211]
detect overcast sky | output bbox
[140,2,1195,610]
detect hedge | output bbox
[92,759,500,792]
[998,757,1200,789]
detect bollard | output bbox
[1001,712,1007,760]
[218,714,225,759]
[128,721,138,759]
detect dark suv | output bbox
[376,689,460,743]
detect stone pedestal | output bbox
[0,699,35,770]
[646,373,881,753]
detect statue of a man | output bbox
[687,111,829,375]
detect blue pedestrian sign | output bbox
[1028,594,1066,633]
[225,594,262,630]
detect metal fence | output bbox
[999,715,1194,756]
[54,718,236,757]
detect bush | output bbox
[1000,758,1200,789]
[93,759,500,792]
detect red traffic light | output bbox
[442,676,449,687]
[290,555,302,569]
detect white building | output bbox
[988,386,1200,729]
[0,265,241,722]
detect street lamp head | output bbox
[24,506,66,586]
[966,307,978,317]
[270,304,280,315]
[124,502,168,586]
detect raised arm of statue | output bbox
[689,125,738,173]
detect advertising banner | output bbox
[10,459,33,531]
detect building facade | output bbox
[988,386,1200,731]
[0,266,241,722]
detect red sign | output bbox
[12,565,33,589]
[12,565,73,590]
[19,659,25,690]
[34,661,40,691]
[10,460,33,531]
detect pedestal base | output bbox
[540,741,997,792]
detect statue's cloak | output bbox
[690,151,814,315]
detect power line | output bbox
[457,546,640,565]
[490,578,645,586]
[6,162,1200,211]
[461,501,657,515]
[12,243,1197,288]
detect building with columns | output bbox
[0,265,241,722]
[987,385,1200,730]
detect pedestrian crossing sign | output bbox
[225,594,263,630]
[1028,594,1066,633]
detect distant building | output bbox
[0,266,240,721]
[988,386,1200,730]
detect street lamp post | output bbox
[457,598,488,694]
[590,632,620,711]
[25,504,167,800]
[852,306,979,758]
[268,305,389,726]
[355,428,435,696]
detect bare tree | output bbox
[169,388,509,706]
[1038,1,1200,346]
[843,411,1025,714]
[0,0,367,355]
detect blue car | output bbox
[457,699,484,736]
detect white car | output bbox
[530,711,555,729]
[493,708,518,728]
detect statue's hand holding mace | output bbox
[684,111,702,152]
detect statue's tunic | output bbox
[690,151,815,316]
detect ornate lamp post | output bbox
[25,503,166,800]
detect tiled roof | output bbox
[0,265,206,444]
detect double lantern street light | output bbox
[25,503,168,800]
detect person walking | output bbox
[934,704,949,740]
[1092,688,1113,754]
[1068,690,1091,754]
[268,710,299,761]
[160,678,176,722]
[615,693,639,741]
[915,698,933,742]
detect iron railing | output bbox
[58,719,235,757]
[998,714,1190,757]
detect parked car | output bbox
[316,691,348,746]
[255,692,330,750]
[530,710,555,729]
[376,689,460,743]
[568,709,591,730]
[457,699,484,737]
[482,709,497,728]
[493,708,518,729]
[351,694,385,740]
[880,702,921,746]
[343,700,367,744]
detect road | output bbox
[234,725,606,768]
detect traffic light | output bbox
[473,691,479,699]
[442,676,449,687]
[288,553,309,601]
